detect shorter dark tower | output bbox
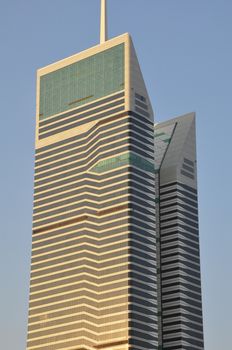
[155,113,204,350]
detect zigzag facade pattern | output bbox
[26,34,205,350]
[159,182,204,350]
[27,90,158,350]
[154,115,204,349]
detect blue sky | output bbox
[0,0,231,349]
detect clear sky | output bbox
[0,0,231,349]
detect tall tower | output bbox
[26,3,158,350]
[155,113,205,349]
[26,3,205,350]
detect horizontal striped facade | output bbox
[27,69,158,350]
[26,33,204,350]
[154,114,204,350]
[159,182,204,350]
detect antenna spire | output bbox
[100,0,108,44]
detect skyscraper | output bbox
[26,2,204,350]
[155,113,204,349]
[26,5,157,350]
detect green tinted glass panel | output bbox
[39,44,125,120]
[91,152,154,174]
[163,138,171,143]
[154,132,165,138]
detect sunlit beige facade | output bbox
[26,34,158,350]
